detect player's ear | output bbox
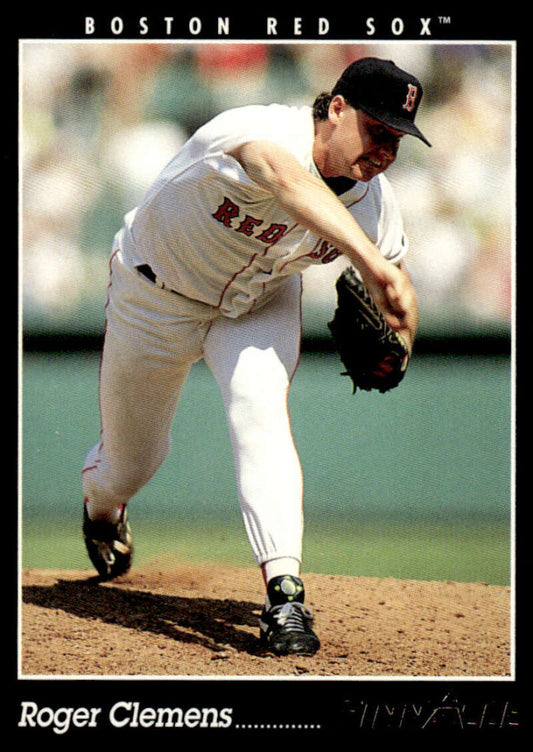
[328,94,351,123]
[328,95,348,121]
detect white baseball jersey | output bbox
[118,103,408,318]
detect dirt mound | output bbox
[20,564,511,677]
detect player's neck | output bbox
[321,174,357,195]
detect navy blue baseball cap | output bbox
[332,57,431,147]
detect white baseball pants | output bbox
[82,249,304,568]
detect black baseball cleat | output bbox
[83,503,134,580]
[259,575,320,656]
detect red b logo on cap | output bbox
[402,84,418,113]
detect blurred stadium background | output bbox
[20,41,514,585]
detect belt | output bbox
[136,264,179,295]
[135,264,216,316]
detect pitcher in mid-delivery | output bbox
[82,57,430,656]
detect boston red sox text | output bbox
[84,16,438,37]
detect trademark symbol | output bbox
[439,16,452,24]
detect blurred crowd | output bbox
[21,41,513,338]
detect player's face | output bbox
[324,98,404,182]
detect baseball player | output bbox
[82,57,430,656]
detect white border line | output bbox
[18,37,517,683]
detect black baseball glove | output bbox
[327,266,410,394]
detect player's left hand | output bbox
[358,258,418,353]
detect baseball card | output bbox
[14,6,521,740]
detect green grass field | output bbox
[21,350,512,585]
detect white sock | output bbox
[262,557,301,585]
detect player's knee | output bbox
[234,346,290,391]
[226,349,290,434]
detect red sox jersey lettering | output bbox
[309,239,341,264]
[212,196,289,245]
[212,197,340,263]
